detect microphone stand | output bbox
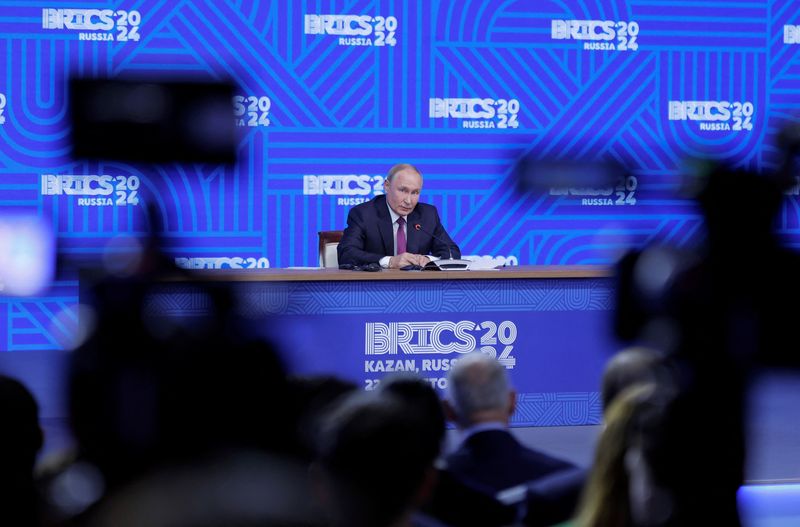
[413,223,471,270]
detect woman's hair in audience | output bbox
[574,382,664,527]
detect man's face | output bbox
[384,168,422,216]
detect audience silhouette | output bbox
[0,374,44,526]
[443,353,575,491]
[314,386,443,527]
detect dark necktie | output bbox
[396,216,406,255]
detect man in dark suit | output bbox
[337,163,460,269]
[443,353,575,493]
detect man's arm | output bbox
[337,206,386,266]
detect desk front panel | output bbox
[147,274,618,426]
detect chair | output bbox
[318,230,343,268]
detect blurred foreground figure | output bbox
[315,385,444,527]
[0,375,44,526]
[288,374,358,463]
[372,372,519,527]
[610,163,800,526]
[576,375,737,527]
[377,373,448,461]
[601,347,665,412]
[40,258,320,526]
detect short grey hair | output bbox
[386,163,421,182]
[447,352,510,423]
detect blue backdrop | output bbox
[1,1,800,352]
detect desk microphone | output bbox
[414,223,471,270]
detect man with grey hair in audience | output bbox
[443,352,575,493]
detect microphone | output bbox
[413,223,470,270]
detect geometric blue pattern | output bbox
[515,391,602,426]
[144,277,615,316]
[2,1,800,351]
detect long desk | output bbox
[145,266,617,427]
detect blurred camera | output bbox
[69,77,237,164]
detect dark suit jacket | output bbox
[337,194,460,266]
[524,466,587,527]
[421,468,520,527]
[444,429,575,493]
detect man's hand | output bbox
[389,253,429,268]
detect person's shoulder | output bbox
[468,429,569,466]
[518,443,575,470]
[446,429,513,461]
[467,428,517,445]
[413,201,441,219]
[415,200,438,212]
[442,440,471,465]
[348,194,384,216]
[366,194,388,209]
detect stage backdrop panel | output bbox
[1,1,799,352]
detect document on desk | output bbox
[466,260,502,270]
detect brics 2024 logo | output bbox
[303,175,385,206]
[233,96,270,127]
[41,8,142,42]
[550,175,638,207]
[429,98,521,129]
[0,92,6,125]
[41,175,140,207]
[668,101,754,131]
[365,320,518,368]
[551,19,639,51]
[304,14,397,47]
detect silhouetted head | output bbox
[289,375,358,461]
[601,347,664,412]
[377,372,446,460]
[316,391,440,527]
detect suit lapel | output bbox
[376,196,394,255]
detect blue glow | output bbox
[738,484,800,527]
